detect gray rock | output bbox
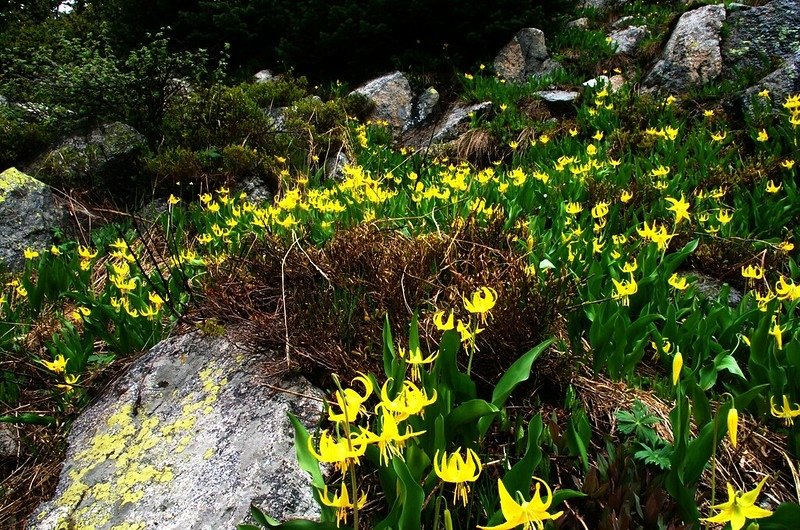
[567,17,589,29]
[612,16,636,30]
[0,94,7,106]
[0,168,70,271]
[643,4,726,92]
[494,28,563,83]
[405,87,439,131]
[609,74,627,92]
[722,0,800,77]
[583,75,611,88]
[693,273,743,307]
[579,0,625,11]
[432,102,493,144]
[254,69,275,83]
[239,176,273,204]
[324,151,350,182]
[739,52,800,115]
[610,26,648,55]
[266,107,287,131]
[351,71,414,133]
[29,332,322,529]
[29,122,147,186]
[534,90,580,113]
[0,424,18,458]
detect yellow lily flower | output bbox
[397,346,438,382]
[328,373,373,424]
[728,407,738,449]
[668,273,689,290]
[359,412,424,465]
[23,248,40,260]
[612,278,637,306]
[665,195,690,224]
[378,379,436,420]
[477,478,563,530]
[463,287,498,322]
[307,430,366,474]
[701,476,773,530]
[433,310,455,331]
[433,448,482,506]
[770,395,800,426]
[672,350,683,386]
[77,245,98,260]
[320,483,367,528]
[41,354,68,374]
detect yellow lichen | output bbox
[40,359,230,526]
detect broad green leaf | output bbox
[479,338,553,435]
[502,414,543,496]
[288,413,325,490]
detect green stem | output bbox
[332,374,359,530]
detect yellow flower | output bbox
[508,140,519,150]
[464,73,474,80]
[320,483,367,528]
[668,273,689,290]
[781,159,795,169]
[651,165,670,177]
[56,373,80,392]
[620,190,633,203]
[765,180,782,193]
[741,264,764,281]
[41,354,68,374]
[621,260,637,273]
[397,346,438,382]
[756,129,769,142]
[307,431,366,474]
[50,245,61,255]
[665,95,676,106]
[612,277,637,305]
[433,310,455,331]
[463,287,498,321]
[477,478,563,530]
[704,109,714,117]
[770,395,800,426]
[672,350,683,386]
[711,131,727,142]
[593,131,604,141]
[433,448,482,506]
[770,319,784,350]
[591,202,609,219]
[456,319,483,346]
[565,202,583,215]
[378,379,436,420]
[701,476,773,530]
[77,245,98,260]
[665,195,691,224]
[328,373,373,424]
[499,103,508,112]
[717,209,733,225]
[758,89,770,99]
[168,194,181,205]
[359,411,425,465]
[586,144,597,156]
[23,248,40,260]
[728,407,738,449]
[569,128,578,137]
[539,134,550,144]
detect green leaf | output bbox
[394,457,425,530]
[0,413,56,426]
[445,399,499,434]
[760,502,800,529]
[550,488,587,507]
[288,413,325,490]
[502,414,543,496]
[479,338,553,435]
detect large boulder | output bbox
[643,4,726,92]
[29,332,323,529]
[493,28,563,83]
[722,0,800,77]
[29,122,146,186]
[609,26,648,55]
[0,168,70,271]
[738,52,800,115]
[432,102,493,144]
[351,71,414,134]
